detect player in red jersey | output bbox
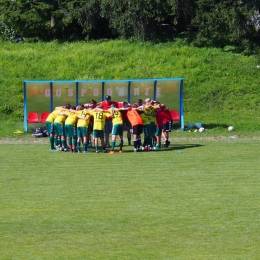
[160,104,172,147]
[98,95,119,148]
[153,101,164,149]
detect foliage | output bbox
[0,0,259,49]
[192,0,260,49]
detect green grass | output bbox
[1,137,260,259]
[1,39,260,135]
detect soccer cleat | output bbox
[51,148,59,152]
[164,140,171,147]
[78,150,81,153]
[134,148,138,152]
[83,150,88,153]
[118,150,122,153]
[109,150,115,154]
[103,149,108,153]
[96,150,99,153]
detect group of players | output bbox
[45,95,173,153]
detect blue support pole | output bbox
[76,82,79,106]
[50,82,54,112]
[128,81,131,103]
[102,82,105,101]
[153,80,157,101]
[179,79,184,131]
[23,81,28,132]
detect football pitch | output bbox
[0,137,260,259]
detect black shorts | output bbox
[104,120,112,134]
[132,124,143,135]
[163,121,172,132]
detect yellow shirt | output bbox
[65,112,78,126]
[110,108,123,125]
[89,110,110,130]
[77,110,91,127]
[138,108,150,125]
[54,112,67,124]
[46,109,61,123]
[145,106,156,124]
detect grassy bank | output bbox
[1,39,260,136]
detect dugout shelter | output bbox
[23,78,184,132]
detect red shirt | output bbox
[161,106,172,123]
[100,100,119,120]
[155,107,163,127]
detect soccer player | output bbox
[118,101,132,145]
[161,104,172,147]
[84,99,97,148]
[152,101,164,149]
[61,106,79,152]
[98,95,119,147]
[74,104,91,153]
[87,108,110,153]
[142,98,157,150]
[138,102,153,150]
[109,105,124,154]
[53,104,71,151]
[125,104,143,152]
[46,106,64,151]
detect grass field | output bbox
[1,135,260,259]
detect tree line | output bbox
[0,0,260,50]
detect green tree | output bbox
[0,0,54,40]
[67,0,115,39]
[100,0,176,40]
[192,0,260,48]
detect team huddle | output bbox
[46,95,173,153]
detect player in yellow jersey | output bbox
[138,103,152,151]
[46,106,64,151]
[109,105,124,154]
[54,104,71,151]
[71,104,92,153]
[144,98,157,149]
[88,108,110,153]
[62,106,79,152]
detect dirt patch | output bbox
[0,137,49,145]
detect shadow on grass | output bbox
[155,143,204,153]
[109,143,204,153]
[202,123,229,130]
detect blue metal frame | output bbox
[24,78,185,131]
